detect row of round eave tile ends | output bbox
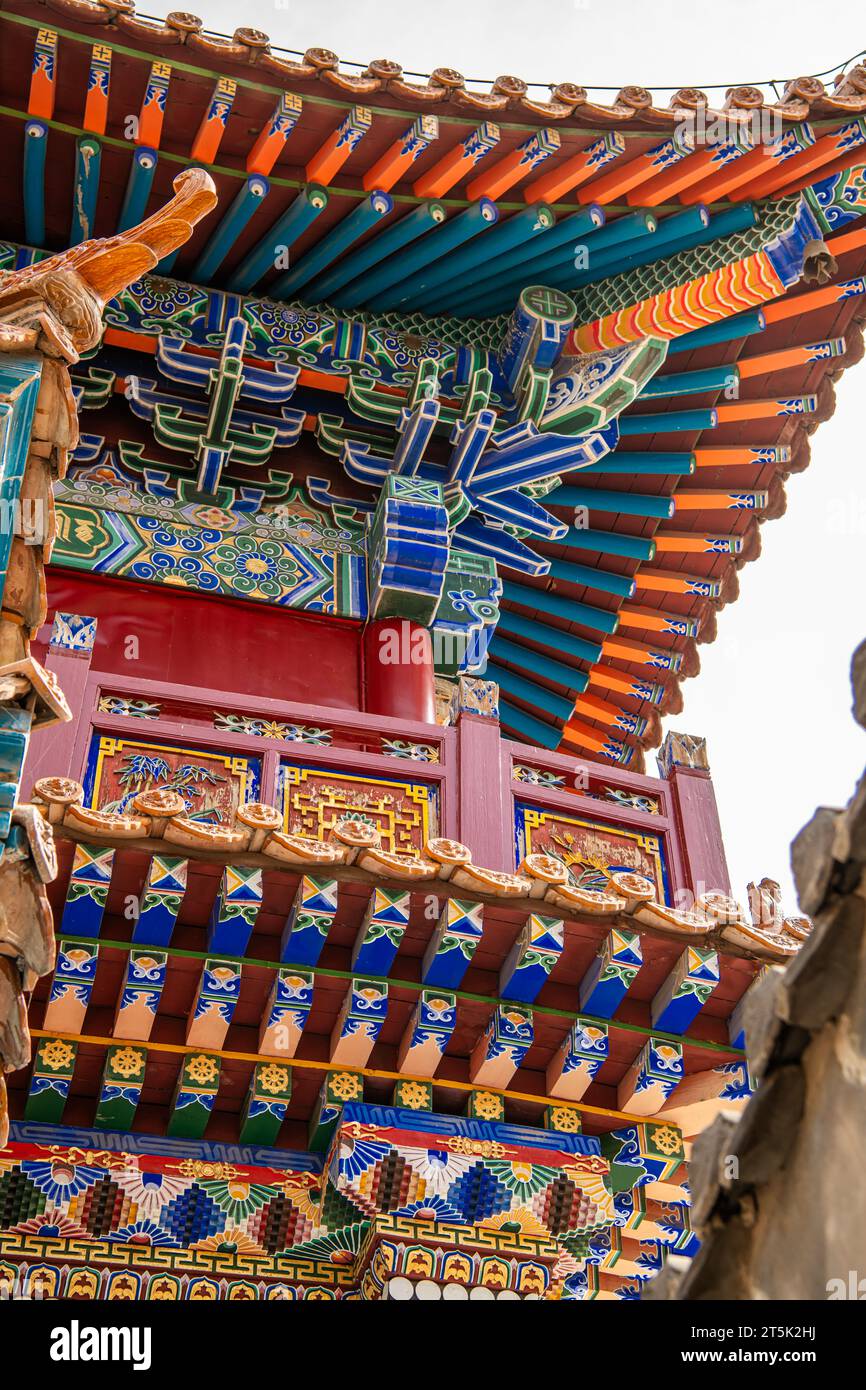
[38,1,866,124]
[31,776,811,963]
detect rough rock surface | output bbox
[646,637,866,1300]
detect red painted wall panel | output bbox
[40,570,363,710]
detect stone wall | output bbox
[647,637,866,1300]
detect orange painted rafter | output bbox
[653,532,742,555]
[624,136,752,207]
[671,489,767,510]
[826,223,866,258]
[246,93,303,176]
[574,132,690,206]
[633,568,719,596]
[560,716,625,756]
[572,691,633,726]
[714,395,815,423]
[737,339,844,378]
[692,444,790,466]
[588,664,665,702]
[677,125,814,205]
[768,145,866,202]
[363,114,439,193]
[525,132,626,203]
[601,634,678,665]
[137,61,171,148]
[28,27,57,120]
[306,105,372,184]
[190,76,236,165]
[618,606,692,633]
[83,43,111,135]
[466,127,560,201]
[730,118,866,201]
[412,122,500,197]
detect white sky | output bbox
[195,0,865,908]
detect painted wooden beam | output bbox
[132,854,188,947]
[28,28,57,119]
[23,119,48,247]
[679,123,814,204]
[487,662,574,723]
[502,581,617,636]
[246,92,303,175]
[570,691,648,737]
[207,865,263,955]
[574,131,691,205]
[579,452,695,477]
[392,1078,433,1110]
[526,132,626,203]
[659,1060,752,1136]
[94,1043,147,1130]
[650,946,720,1034]
[469,1002,533,1088]
[352,886,411,975]
[330,978,389,1067]
[588,665,665,705]
[579,927,643,1017]
[239,1060,292,1145]
[672,489,767,512]
[732,115,866,201]
[190,174,269,282]
[270,190,392,297]
[559,719,633,766]
[259,966,314,1057]
[305,105,372,183]
[488,635,589,696]
[61,843,114,937]
[651,531,743,556]
[83,43,111,135]
[617,1037,684,1116]
[166,1051,222,1138]
[413,122,500,197]
[599,634,682,671]
[228,182,328,292]
[450,204,604,314]
[466,127,560,201]
[496,609,600,669]
[25,1037,77,1123]
[190,77,236,165]
[308,1069,364,1152]
[308,200,446,302]
[499,699,562,750]
[396,988,457,1076]
[69,135,101,246]
[114,949,167,1041]
[499,915,564,1003]
[364,199,499,311]
[43,940,99,1035]
[185,958,242,1049]
[137,62,171,148]
[421,898,484,987]
[363,115,439,192]
[118,146,158,233]
[633,568,721,599]
[404,203,556,312]
[280,874,338,966]
[625,134,752,206]
[617,606,700,638]
[546,1018,609,1101]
